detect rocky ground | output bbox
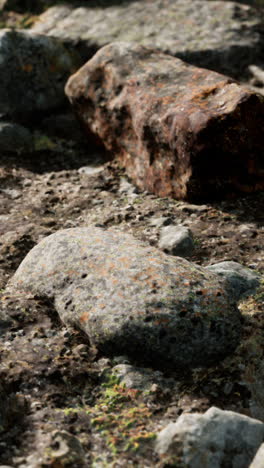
[0,1,263,467]
[0,111,263,467]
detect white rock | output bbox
[249,443,264,468]
[158,225,194,257]
[155,406,264,468]
[206,261,260,301]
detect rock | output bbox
[178,203,209,213]
[149,217,172,228]
[110,364,164,391]
[8,227,241,369]
[19,430,86,468]
[206,261,261,301]
[158,225,194,257]
[32,1,264,79]
[45,430,86,467]
[66,42,264,202]
[0,122,32,153]
[250,443,264,468]
[0,29,81,122]
[155,406,264,468]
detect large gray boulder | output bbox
[7,227,241,369]
[32,1,264,79]
[0,29,81,121]
[155,406,264,468]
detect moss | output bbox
[33,132,56,151]
[88,373,156,458]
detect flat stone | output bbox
[155,406,264,468]
[66,42,264,201]
[32,1,264,79]
[0,29,81,122]
[8,227,241,369]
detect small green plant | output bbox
[34,132,56,151]
[88,372,155,456]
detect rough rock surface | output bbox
[250,443,264,468]
[158,225,194,257]
[32,1,264,79]
[110,364,166,391]
[8,226,241,369]
[155,406,264,468]
[206,261,260,301]
[66,42,264,201]
[0,28,81,121]
[0,122,32,153]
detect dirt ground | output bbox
[0,1,263,465]
[0,112,263,466]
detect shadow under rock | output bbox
[212,191,264,226]
[0,143,111,174]
[3,0,140,14]
[88,303,242,372]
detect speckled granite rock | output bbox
[158,225,194,257]
[155,406,264,467]
[32,0,264,79]
[66,42,264,201]
[8,227,241,369]
[0,29,81,122]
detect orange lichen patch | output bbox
[107,262,117,270]
[98,303,106,309]
[118,257,132,267]
[190,82,227,104]
[111,277,119,285]
[22,63,33,73]
[80,312,90,323]
[66,269,78,276]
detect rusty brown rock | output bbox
[66,42,264,201]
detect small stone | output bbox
[178,204,209,213]
[206,261,261,301]
[111,364,164,391]
[158,225,194,257]
[149,217,172,228]
[72,344,89,357]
